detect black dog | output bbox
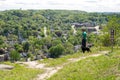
[81,46,91,53]
[81,43,94,53]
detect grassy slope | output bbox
[38,47,102,67]
[0,47,99,80]
[0,62,44,80]
[48,50,120,80]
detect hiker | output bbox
[81,28,87,48]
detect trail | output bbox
[44,27,47,37]
[71,25,77,35]
[17,51,109,80]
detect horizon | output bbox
[1,9,120,13]
[0,0,120,12]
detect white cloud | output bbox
[0,0,120,12]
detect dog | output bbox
[81,43,93,53]
[81,46,91,53]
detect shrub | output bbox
[10,50,20,62]
[52,39,62,46]
[49,44,65,58]
[14,44,23,52]
[64,42,74,55]
[27,52,34,61]
[100,34,111,46]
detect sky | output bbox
[0,0,120,12]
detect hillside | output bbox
[0,49,120,80]
[0,10,120,80]
[0,10,114,59]
[0,9,120,64]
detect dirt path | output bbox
[0,64,14,70]
[17,51,109,80]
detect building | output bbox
[82,26,100,34]
[72,22,96,28]
[72,22,100,34]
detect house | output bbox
[81,26,100,34]
[72,22,100,34]
[72,22,96,28]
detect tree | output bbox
[14,43,23,52]
[54,30,62,37]
[68,35,79,45]
[0,36,7,48]
[23,42,29,52]
[103,15,120,46]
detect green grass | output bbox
[38,46,108,67]
[38,52,92,67]
[47,50,120,80]
[0,62,44,80]
[38,51,85,66]
[0,46,114,80]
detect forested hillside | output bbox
[0,10,119,61]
